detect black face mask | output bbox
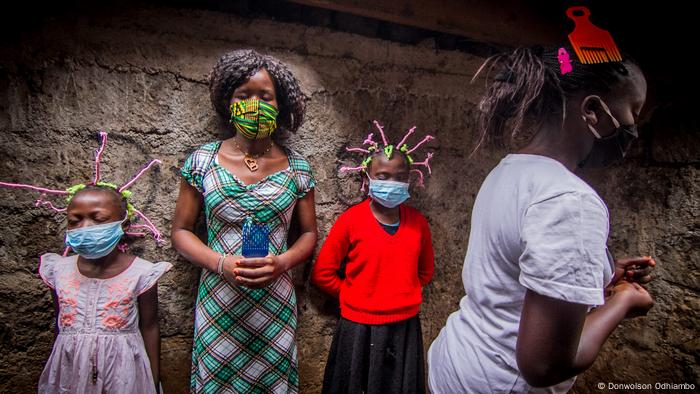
[579,100,639,169]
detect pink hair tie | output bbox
[558,47,573,75]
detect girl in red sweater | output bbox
[312,122,436,394]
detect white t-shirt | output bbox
[428,154,614,394]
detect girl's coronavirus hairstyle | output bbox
[209,49,307,143]
[0,132,163,254]
[340,120,436,191]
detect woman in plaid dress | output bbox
[172,49,317,393]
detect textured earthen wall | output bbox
[0,4,697,393]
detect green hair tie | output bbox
[126,202,135,219]
[361,156,373,169]
[65,184,87,202]
[398,144,414,163]
[65,184,86,195]
[95,181,118,190]
[384,145,394,159]
[65,182,130,203]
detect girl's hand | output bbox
[609,280,654,318]
[221,255,244,285]
[613,256,656,285]
[233,254,287,289]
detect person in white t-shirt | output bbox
[428,43,656,393]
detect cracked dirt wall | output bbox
[0,4,697,393]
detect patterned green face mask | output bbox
[229,98,279,140]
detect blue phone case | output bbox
[241,220,270,258]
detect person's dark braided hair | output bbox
[474,42,639,151]
[209,49,306,144]
[366,149,411,172]
[71,185,128,216]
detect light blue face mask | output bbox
[65,216,127,259]
[368,177,410,208]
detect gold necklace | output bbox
[232,139,274,172]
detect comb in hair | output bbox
[566,6,622,64]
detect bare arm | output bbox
[171,179,240,283]
[515,193,656,387]
[138,285,161,392]
[277,189,318,270]
[516,282,653,387]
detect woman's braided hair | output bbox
[475,42,638,151]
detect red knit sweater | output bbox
[311,199,435,325]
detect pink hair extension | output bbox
[406,135,435,155]
[127,224,154,231]
[340,165,365,173]
[118,159,162,193]
[34,197,67,213]
[396,126,417,149]
[362,133,377,146]
[0,182,68,195]
[132,208,162,244]
[339,122,436,191]
[410,169,425,188]
[125,231,148,237]
[2,132,165,254]
[412,152,434,174]
[373,121,389,146]
[62,246,71,257]
[117,243,128,252]
[92,131,108,185]
[133,211,161,241]
[345,147,371,154]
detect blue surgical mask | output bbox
[65,216,127,259]
[368,177,410,208]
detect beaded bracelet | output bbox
[216,253,227,276]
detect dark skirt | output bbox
[321,315,426,394]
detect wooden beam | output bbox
[286,0,561,47]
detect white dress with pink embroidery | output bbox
[37,253,171,394]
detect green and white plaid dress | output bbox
[181,141,315,394]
